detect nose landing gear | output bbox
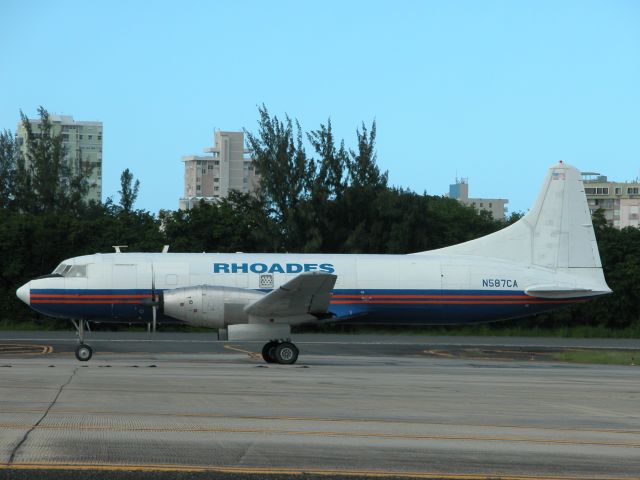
[71,319,93,361]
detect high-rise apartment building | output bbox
[448,177,508,220]
[179,131,259,210]
[582,172,640,229]
[16,114,102,202]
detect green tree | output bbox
[17,107,89,213]
[245,105,309,250]
[347,120,387,189]
[0,129,17,209]
[160,193,276,253]
[307,119,348,200]
[118,168,140,213]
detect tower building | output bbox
[179,131,259,210]
[16,114,102,202]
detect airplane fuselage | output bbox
[21,251,589,326]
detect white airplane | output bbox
[16,162,611,363]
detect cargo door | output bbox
[112,264,138,318]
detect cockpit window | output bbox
[53,264,71,275]
[67,265,87,278]
[52,264,86,278]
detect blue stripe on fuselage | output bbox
[28,288,584,324]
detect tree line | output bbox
[0,106,638,332]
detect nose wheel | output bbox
[71,319,93,362]
[261,340,299,365]
[75,344,93,361]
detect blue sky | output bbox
[1,0,638,214]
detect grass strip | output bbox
[552,349,640,365]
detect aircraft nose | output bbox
[16,282,31,305]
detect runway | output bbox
[0,332,639,479]
[1,330,638,357]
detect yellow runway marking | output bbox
[1,408,639,436]
[0,462,633,480]
[0,344,53,355]
[0,423,637,448]
[223,344,262,360]
[422,348,539,361]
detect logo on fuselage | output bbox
[213,262,335,274]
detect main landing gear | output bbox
[71,319,93,362]
[261,340,299,365]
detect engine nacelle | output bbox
[162,285,265,328]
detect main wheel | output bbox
[75,344,93,362]
[262,341,278,363]
[275,342,299,365]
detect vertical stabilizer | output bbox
[420,162,604,271]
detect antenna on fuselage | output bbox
[112,245,128,253]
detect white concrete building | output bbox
[179,131,259,210]
[16,114,102,202]
[582,172,640,229]
[448,177,508,220]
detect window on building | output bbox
[214,160,220,165]
[627,187,639,195]
[489,202,492,208]
[214,186,219,191]
[214,178,219,183]
[202,169,206,174]
[208,165,213,170]
[615,187,622,195]
[88,135,93,140]
[196,185,201,191]
[79,134,83,139]
[585,187,609,195]
[480,203,484,207]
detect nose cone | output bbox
[16,282,31,305]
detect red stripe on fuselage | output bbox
[31,294,152,299]
[31,299,145,304]
[330,294,531,300]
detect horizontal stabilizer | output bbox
[245,272,337,318]
[525,285,611,299]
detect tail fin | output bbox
[419,162,610,292]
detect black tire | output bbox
[275,342,299,365]
[262,341,277,363]
[75,344,93,362]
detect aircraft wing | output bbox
[244,272,337,318]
